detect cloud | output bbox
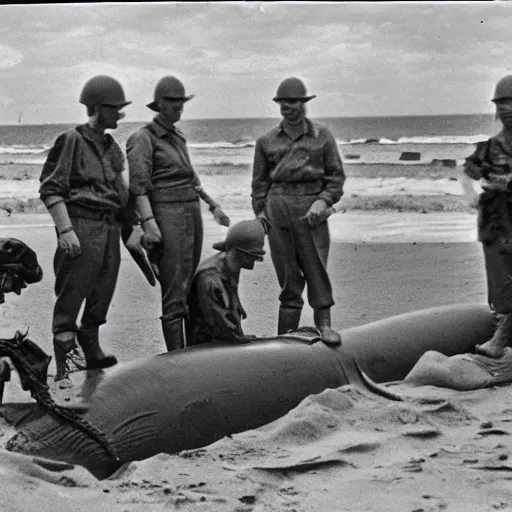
[0,44,23,69]
[0,92,13,106]
[1,2,512,122]
[63,26,106,39]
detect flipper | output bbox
[331,344,403,401]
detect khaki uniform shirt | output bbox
[39,124,128,211]
[126,119,200,202]
[251,119,345,215]
[464,131,512,244]
[187,253,246,345]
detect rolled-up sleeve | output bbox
[126,130,154,196]
[38,132,78,208]
[251,138,271,215]
[318,131,345,206]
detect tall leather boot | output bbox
[476,311,512,358]
[314,307,342,346]
[53,334,86,382]
[278,306,302,335]
[77,327,117,370]
[162,318,185,352]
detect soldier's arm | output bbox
[39,132,81,255]
[463,140,493,180]
[318,130,345,207]
[251,138,271,216]
[39,133,76,233]
[126,131,161,242]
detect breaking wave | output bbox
[340,134,488,145]
[0,145,49,155]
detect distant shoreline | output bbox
[0,160,472,215]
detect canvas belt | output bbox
[66,204,119,223]
[269,181,323,196]
[149,186,198,203]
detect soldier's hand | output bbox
[480,178,508,192]
[59,230,81,258]
[304,199,331,228]
[481,172,512,192]
[141,224,162,251]
[212,206,230,227]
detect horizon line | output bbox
[0,112,496,127]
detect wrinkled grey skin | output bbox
[2,336,399,480]
[1,303,495,480]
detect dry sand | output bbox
[1,210,511,512]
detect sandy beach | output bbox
[1,204,508,512]
[0,153,501,512]
[5,1,512,508]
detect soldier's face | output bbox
[160,99,185,125]
[236,250,262,270]
[279,100,306,125]
[98,105,125,129]
[496,99,512,130]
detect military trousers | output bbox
[52,217,121,336]
[265,193,334,310]
[483,242,512,314]
[152,199,203,322]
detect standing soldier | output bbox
[461,75,512,358]
[251,77,345,345]
[126,76,229,352]
[39,75,131,383]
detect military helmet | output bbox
[273,77,316,103]
[147,76,195,111]
[212,220,266,260]
[492,75,512,102]
[79,75,131,107]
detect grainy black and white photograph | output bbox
[1,1,512,510]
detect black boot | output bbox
[77,327,117,370]
[162,318,185,352]
[278,306,302,335]
[53,334,86,382]
[314,307,342,346]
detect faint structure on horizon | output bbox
[17,111,22,124]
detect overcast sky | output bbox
[1,2,511,124]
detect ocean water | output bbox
[0,114,500,168]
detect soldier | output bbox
[186,219,265,346]
[461,75,512,359]
[126,76,229,351]
[39,75,131,383]
[251,77,345,345]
